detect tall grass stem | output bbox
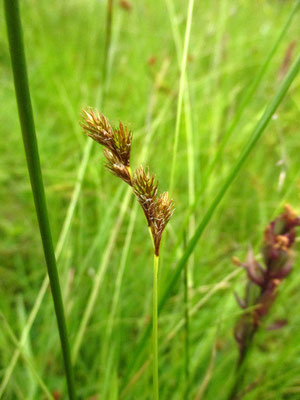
[183,260,190,388]
[169,0,195,194]
[103,0,114,84]
[165,0,194,381]
[228,336,255,399]
[4,1,76,398]
[153,254,159,400]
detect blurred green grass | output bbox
[1,0,300,399]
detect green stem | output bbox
[3,1,76,399]
[103,0,114,84]
[183,260,190,391]
[169,0,195,194]
[229,328,256,400]
[229,352,248,400]
[153,254,159,400]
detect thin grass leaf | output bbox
[72,189,133,363]
[0,0,125,390]
[185,0,300,222]
[0,140,93,396]
[0,313,53,400]
[4,1,76,398]
[123,51,300,384]
[169,0,195,193]
[165,0,196,386]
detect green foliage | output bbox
[1,0,300,399]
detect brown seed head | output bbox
[133,166,174,255]
[81,109,132,184]
[152,192,175,255]
[81,111,175,255]
[133,166,158,226]
[112,122,132,167]
[103,149,132,186]
[81,109,114,148]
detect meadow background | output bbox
[1,0,300,399]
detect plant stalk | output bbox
[153,254,159,400]
[103,0,114,83]
[229,339,254,400]
[3,1,76,398]
[183,260,190,391]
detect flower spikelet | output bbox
[81,109,132,184]
[81,110,175,255]
[152,192,175,255]
[133,166,174,255]
[112,122,132,167]
[81,109,114,148]
[103,148,132,186]
[133,166,158,227]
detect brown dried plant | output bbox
[81,108,174,256]
[229,205,300,400]
[233,204,300,358]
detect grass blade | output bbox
[3,1,76,398]
[169,0,195,193]
[72,190,132,363]
[123,51,300,384]
[0,0,125,391]
[0,131,93,398]
[187,0,300,219]
[161,51,300,310]
[103,0,114,84]
[0,313,53,400]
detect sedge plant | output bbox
[81,109,174,400]
[230,205,300,399]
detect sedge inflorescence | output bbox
[233,205,300,356]
[81,108,174,255]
